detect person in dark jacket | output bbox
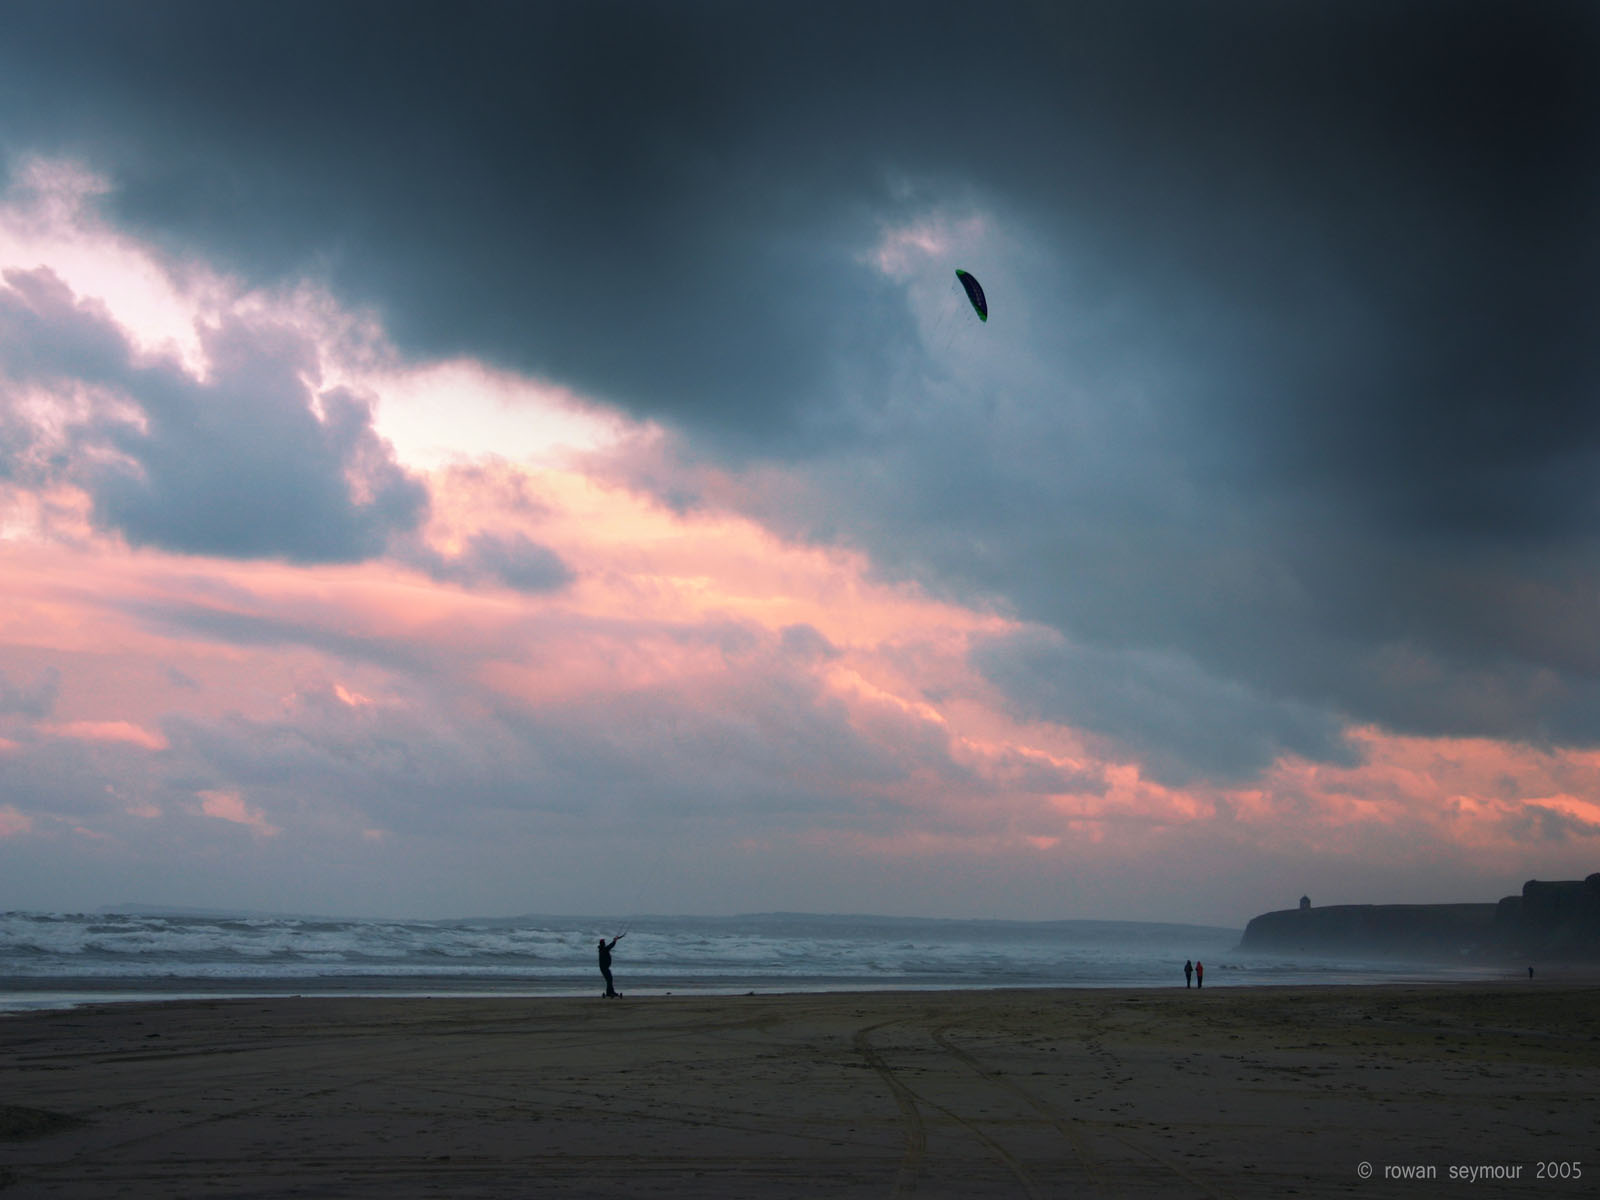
[1184,959,1193,988]
[598,933,625,998]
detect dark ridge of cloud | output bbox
[778,623,839,662]
[455,532,573,593]
[0,666,60,719]
[164,665,201,690]
[117,597,433,680]
[1502,803,1600,845]
[403,531,574,595]
[972,629,1359,785]
[0,267,427,561]
[0,726,156,819]
[765,411,1600,763]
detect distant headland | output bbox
[1239,873,1600,961]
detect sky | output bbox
[1,1,1597,925]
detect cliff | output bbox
[1239,903,1497,959]
[1492,874,1600,957]
[1240,873,1600,961]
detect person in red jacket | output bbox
[1195,960,1204,988]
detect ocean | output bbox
[0,910,1503,1012]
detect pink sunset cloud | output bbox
[198,789,281,838]
[5,419,1600,919]
[0,806,33,839]
[40,721,168,751]
[2,164,1596,923]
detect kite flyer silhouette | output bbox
[598,933,625,998]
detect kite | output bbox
[955,268,988,322]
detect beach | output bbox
[2,983,1595,1198]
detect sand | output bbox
[2,983,1596,1198]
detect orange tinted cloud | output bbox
[7,446,1600,907]
[3,169,1595,921]
[41,721,167,751]
[197,790,280,838]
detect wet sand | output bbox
[3,983,1596,1198]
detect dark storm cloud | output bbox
[4,1,1598,772]
[0,0,933,448]
[0,267,427,560]
[2,0,1586,455]
[4,0,1593,476]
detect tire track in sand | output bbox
[14,1005,782,1170]
[933,1019,1236,1200]
[931,1023,1112,1199]
[1074,1009,1237,1200]
[853,1020,926,1196]
[856,1018,1047,1200]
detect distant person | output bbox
[598,933,625,998]
[1528,966,1534,980]
[1184,959,1193,988]
[1195,960,1204,989]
